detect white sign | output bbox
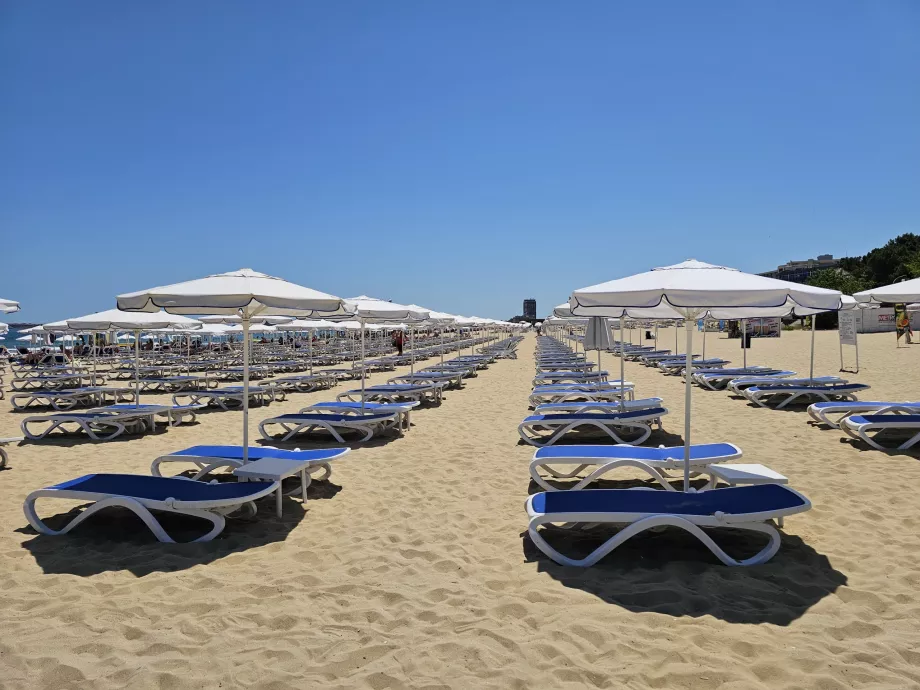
[839,311,858,345]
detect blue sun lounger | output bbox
[259,412,400,443]
[744,383,870,409]
[151,445,349,481]
[842,414,920,450]
[518,408,668,446]
[659,358,730,374]
[807,401,920,428]
[530,442,742,491]
[534,398,663,415]
[336,383,444,405]
[526,483,811,566]
[303,401,419,432]
[89,403,206,426]
[24,473,279,542]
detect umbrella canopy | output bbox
[405,305,456,325]
[66,308,202,331]
[0,298,20,314]
[572,259,843,317]
[344,296,429,323]
[571,259,843,491]
[38,320,74,333]
[583,317,611,351]
[281,319,340,330]
[854,276,920,304]
[117,268,353,318]
[117,269,353,463]
[198,314,293,325]
[226,323,277,333]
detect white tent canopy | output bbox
[854,276,920,304]
[0,298,20,314]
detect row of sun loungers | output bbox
[522,335,810,568]
[18,337,525,542]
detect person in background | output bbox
[392,330,404,355]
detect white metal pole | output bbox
[619,316,625,412]
[360,319,366,410]
[702,319,706,361]
[683,320,694,492]
[742,318,747,369]
[242,316,250,463]
[809,315,816,381]
[308,328,313,376]
[134,329,140,408]
[410,325,415,374]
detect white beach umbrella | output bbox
[0,298,20,314]
[199,314,293,325]
[0,322,8,336]
[117,269,353,461]
[571,259,842,491]
[67,309,203,405]
[406,305,457,364]
[226,323,277,333]
[341,297,429,394]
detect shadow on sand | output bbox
[521,508,845,626]
[18,479,341,577]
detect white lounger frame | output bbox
[258,413,400,443]
[173,388,271,410]
[0,436,23,469]
[21,411,158,441]
[24,478,279,543]
[842,416,920,451]
[744,385,868,409]
[151,449,347,484]
[526,487,811,567]
[529,443,741,491]
[807,402,920,428]
[518,409,667,447]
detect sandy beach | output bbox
[2,329,920,689]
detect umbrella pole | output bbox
[702,320,706,361]
[242,316,250,463]
[134,329,140,408]
[410,326,415,374]
[440,327,444,364]
[308,329,313,376]
[360,320,366,411]
[683,320,694,492]
[619,317,625,412]
[809,315,816,382]
[742,319,747,369]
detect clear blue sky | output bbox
[2,1,918,323]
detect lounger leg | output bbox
[529,515,782,567]
[24,494,189,543]
[0,446,7,469]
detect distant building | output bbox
[523,299,537,320]
[759,254,839,283]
